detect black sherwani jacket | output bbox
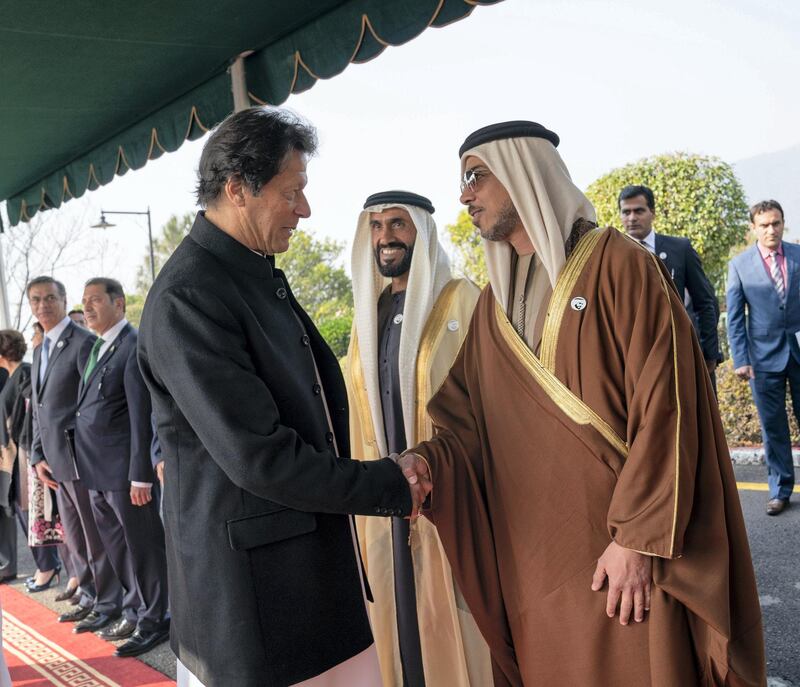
[137,213,411,687]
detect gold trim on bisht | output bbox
[348,332,378,450]
[640,245,682,559]
[414,280,462,444]
[539,228,604,372]
[494,299,628,458]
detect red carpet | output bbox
[1,585,174,686]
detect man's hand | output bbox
[591,541,652,625]
[396,452,432,520]
[35,461,58,490]
[130,484,153,506]
[735,365,755,380]
[705,359,718,374]
[155,461,165,485]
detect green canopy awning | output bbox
[0,0,501,226]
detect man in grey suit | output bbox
[75,278,168,655]
[727,199,800,515]
[27,276,122,627]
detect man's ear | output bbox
[224,176,246,207]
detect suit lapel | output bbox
[783,242,798,297]
[748,245,775,292]
[32,345,42,395]
[39,324,74,394]
[78,324,129,403]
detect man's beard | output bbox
[375,242,414,278]
[481,200,521,242]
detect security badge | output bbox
[393,314,404,325]
[570,297,587,311]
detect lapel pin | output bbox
[56,340,64,348]
[447,320,460,332]
[659,251,668,260]
[570,297,587,311]
[393,314,404,325]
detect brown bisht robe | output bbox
[414,227,765,686]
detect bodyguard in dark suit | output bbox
[27,277,122,625]
[727,200,800,515]
[138,108,425,687]
[619,185,722,371]
[75,278,169,655]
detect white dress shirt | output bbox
[637,229,656,254]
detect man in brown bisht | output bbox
[398,121,766,686]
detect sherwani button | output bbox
[276,287,287,299]
[301,335,310,346]
[325,432,333,443]
[312,383,321,395]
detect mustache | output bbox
[377,242,409,251]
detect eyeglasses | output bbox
[460,168,489,194]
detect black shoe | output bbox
[58,605,92,623]
[114,627,169,657]
[26,566,61,593]
[54,584,79,602]
[73,611,119,634]
[97,617,137,641]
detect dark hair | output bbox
[0,330,27,362]
[85,277,126,311]
[618,185,655,212]
[26,275,66,299]
[749,199,784,222]
[196,107,318,208]
[32,322,43,334]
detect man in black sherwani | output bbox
[138,107,427,687]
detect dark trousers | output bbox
[89,489,168,631]
[58,480,122,613]
[750,356,800,500]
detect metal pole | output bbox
[0,232,12,329]
[146,207,156,281]
[231,54,250,112]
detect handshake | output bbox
[396,452,433,520]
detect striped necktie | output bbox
[770,251,785,301]
[83,337,105,383]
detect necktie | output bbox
[83,337,105,383]
[38,337,51,385]
[770,251,785,301]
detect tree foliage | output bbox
[275,229,353,357]
[3,208,96,330]
[585,152,749,293]
[446,209,488,287]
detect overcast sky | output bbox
[2,0,798,321]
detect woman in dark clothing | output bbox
[0,329,62,589]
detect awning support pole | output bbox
[231,55,250,112]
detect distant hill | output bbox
[734,143,800,236]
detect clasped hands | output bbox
[396,452,432,520]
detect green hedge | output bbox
[716,360,800,446]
